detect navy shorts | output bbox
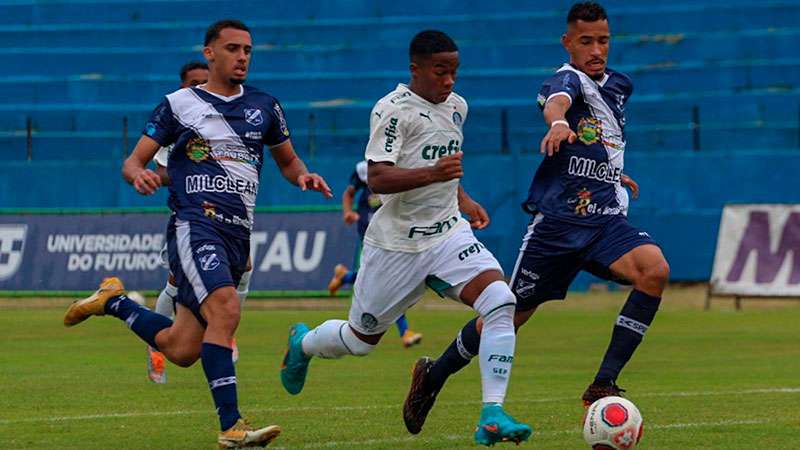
[509,214,659,311]
[166,217,249,325]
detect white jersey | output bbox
[363,83,470,253]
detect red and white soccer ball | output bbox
[583,396,643,450]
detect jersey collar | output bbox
[194,84,244,102]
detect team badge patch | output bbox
[244,108,264,126]
[361,313,378,331]
[452,111,463,126]
[186,136,211,162]
[199,253,220,271]
[577,116,602,145]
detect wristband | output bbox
[550,120,570,128]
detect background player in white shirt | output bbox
[279,30,532,446]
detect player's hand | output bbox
[431,153,464,182]
[133,169,162,195]
[621,173,639,199]
[297,173,333,198]
[343,211,360,225]
[540,122,577,157]
[460,198,490,230]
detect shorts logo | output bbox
[360,313,378,332]
[452,111,463,126]
[0,224,27,281]
[514,268,539,299]
[186,136,212,162]
[577,116,602,145]
[575,188,593,216]
[244,108,263,126]
[199,253,220,271]
[458,242,485,261]
[195,244,216,254]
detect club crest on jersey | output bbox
[452,111,463,127]
[186,136,212,162]
[244,108,263,126]
[575,188,592,216]
[577,116,602,145]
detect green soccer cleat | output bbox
[280,323,311,395]
[474,404,533,446]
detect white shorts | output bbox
[349,224,503,335]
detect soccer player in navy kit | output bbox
[64,19,331,448]
[404,2,670,433]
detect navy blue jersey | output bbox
[143,85,290,239]
[524,64,633,226]
[349,160,382,237]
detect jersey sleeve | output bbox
[142,98,179,147]
[364,102,403,164]
[537,71,582,111]
[263,99,291,148]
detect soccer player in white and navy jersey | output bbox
[415,1,670,430]
[279,30,532,446]
[64,19,331,448]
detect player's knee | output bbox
[642,259,670,290]
[205,293,241,328]
[473,280,516,323]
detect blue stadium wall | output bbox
[1,0,799,284]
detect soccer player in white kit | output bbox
[280,30,532,446]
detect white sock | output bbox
[474,281,517,405]
[301,319,375,359]
[237,269,252,306]
[155,281,178,318]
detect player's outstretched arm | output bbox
[122,135,163,196]
[368,153,463,194]
[457,185,490,229]
[269,140,333,198]
[540,95,577,156]
[621,173,639,199]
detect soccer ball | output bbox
[583,396,643,449]
[127,290,146,306]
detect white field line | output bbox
[1,387,797,426]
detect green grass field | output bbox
[1,286,799,449]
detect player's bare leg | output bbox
[583,244,669,406]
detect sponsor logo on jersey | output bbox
[211,145,259,166]
[452,111,463,126]
[575,188,593,216]
[384,117,399,152]
[419,111,432,122]
[245,131,262,140]
[244,108,264,126]
[567,156,622,183]
[201,201,217,219]
[0,224,26,281]
[145,122,157,137]
[577,116,602,145]
[389,91,411,104]
[408,216,459,239]
[274,104,290,136]
[458,242,485,261]
[421,140,460,160]
[186,175,258,196]
[186,136,212,162]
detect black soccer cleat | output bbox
[403,357,441,434]
[581,381,626,408]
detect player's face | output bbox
[410,51,459,104]
[180,68,209,88]
[205,28,252,85]
[563,19,610,80]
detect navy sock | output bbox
[595,290,661,384]
[427,317,481,391]
[342,270,357,285]
[201,343,242,431]
[104,295,172,350]
[395,314,409,336]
